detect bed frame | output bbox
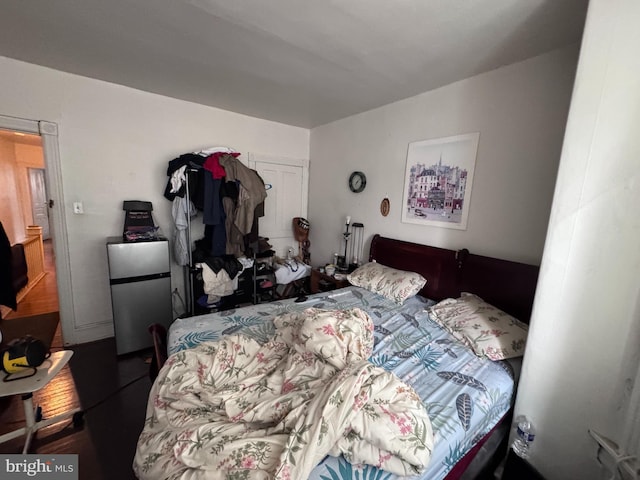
[369,234,540,322]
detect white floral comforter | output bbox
[134,308,434,480]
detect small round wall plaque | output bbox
[380,198,390,217]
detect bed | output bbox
[134,235,539,480]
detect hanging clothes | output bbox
[164,153,205,201]
[169,165,187,195]
[203,152,235,179]
[218,154,267,235]
[202,173,224,226]
[202,164,228,256]
[171,196,197,266]
[164,149,267,265]
[220,180,244,257]
[199,151,240,257]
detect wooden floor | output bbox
[0,240,153,479]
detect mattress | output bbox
[167,286,515,480]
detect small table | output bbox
[0,350,83,453]
[310,268,350,293]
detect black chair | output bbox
[148,323,168,381]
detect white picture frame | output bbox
[401,132,479,230]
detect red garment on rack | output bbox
[204,152,240,179]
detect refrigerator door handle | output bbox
[109,272,171,286]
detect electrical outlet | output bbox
[73,202,84,214]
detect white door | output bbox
[248,154,309,259]
[28,168,51,239]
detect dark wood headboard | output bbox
[368,234,540,322]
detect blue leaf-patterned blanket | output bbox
[166,287,514,480]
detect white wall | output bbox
[308,46,579,268]
[514,0,640,478]
[0,56,309,344]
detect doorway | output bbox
[0,130,59,327]
[0,115,75,346]
[0,115,75,345]
[29,168,51,240]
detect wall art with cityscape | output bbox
[402,132,479,230]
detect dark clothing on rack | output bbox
[203,224,226,257]
[202,255,243,280]
[166,153,203,176]
[189,168,206,211]
[164,154,206,201]
[203,174,224,226]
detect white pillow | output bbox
[428,292,528,360]
[347,261,426,304]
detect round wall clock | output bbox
[348,171,367,193]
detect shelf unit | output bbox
[253,258,276,304]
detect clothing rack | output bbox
[184,167,195,316]
[171,156,269,317]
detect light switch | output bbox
[73,202,84,214]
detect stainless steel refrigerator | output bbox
[106,237,172,355]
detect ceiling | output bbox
[0,0,589,128]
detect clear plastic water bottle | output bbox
[512,416,535,459]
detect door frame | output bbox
[0,114,76,345]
